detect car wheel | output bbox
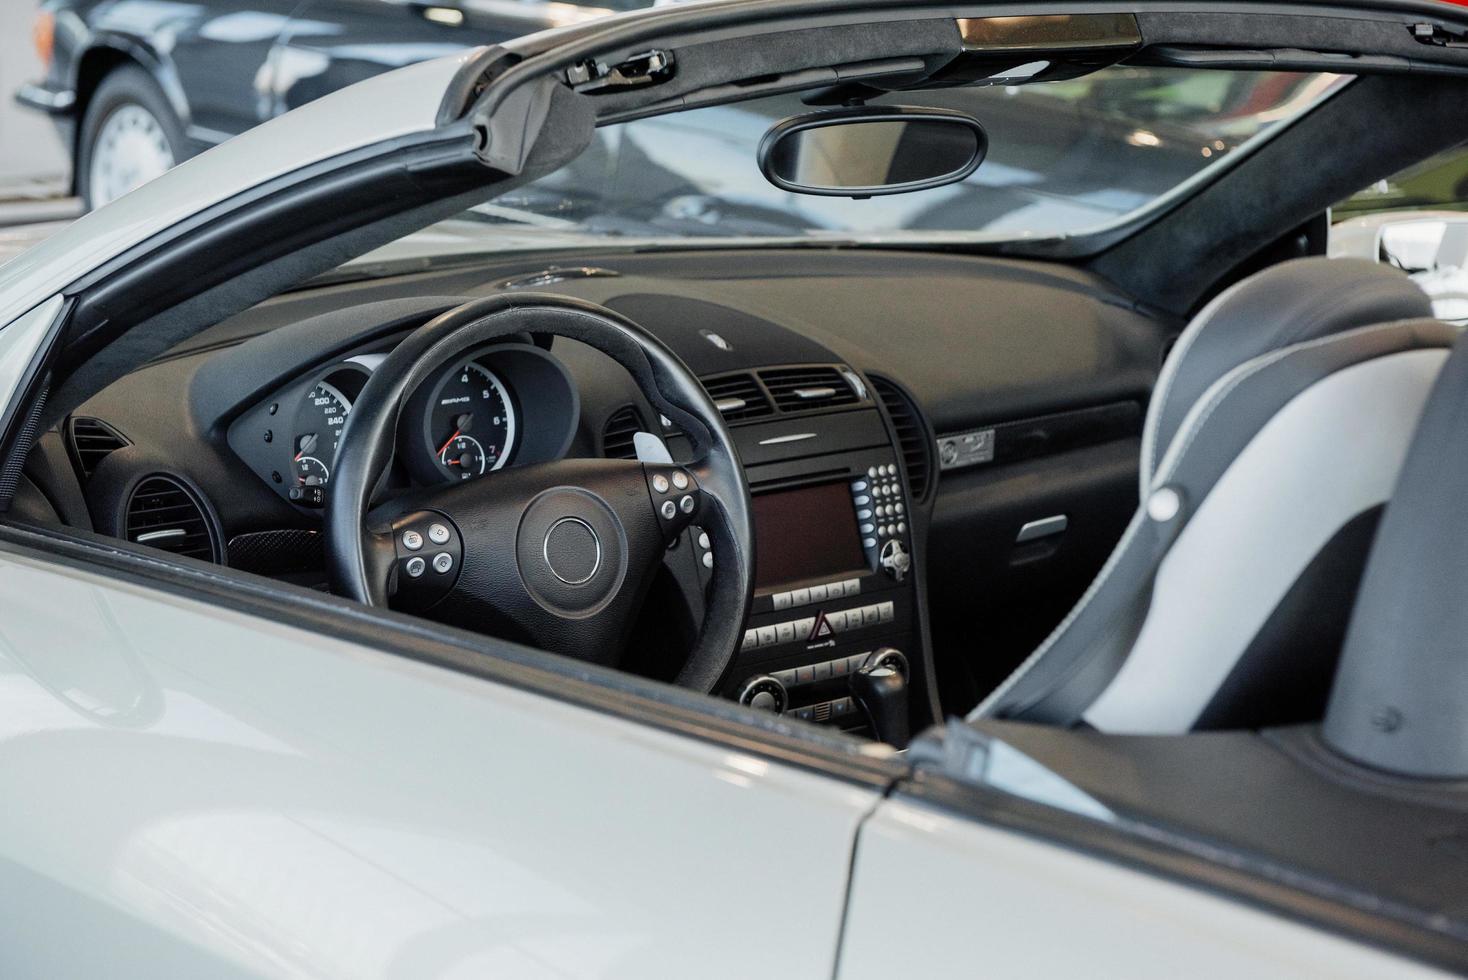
[78,66,184,210]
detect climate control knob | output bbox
[736,675,788,713]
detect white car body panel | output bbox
[840,798,1445,979]
[0,52,479,332]
[0,549,876,978]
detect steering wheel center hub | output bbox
[543,517,602,585]
[517,488,626,615]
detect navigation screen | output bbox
[751,481,869,589]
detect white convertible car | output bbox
[2,0,1467,976]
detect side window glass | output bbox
[1332,143,1468,323]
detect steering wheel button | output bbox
[652,474,670,493]
[702,551,713,569]
[402,530,423,551]
[432,553,454,574]
[697,531,711,550]
[428,523,451,545]
[679,494,695,514]
[660,500,677,519]
[405,556,426,578]
[672,471,690,490]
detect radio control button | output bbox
[808,583,828,602]
[895,503,905,515]
[776,621,796,644]
[757,625,778,646]
[856,508,873,520]
[879,601,895,623]
[898,522,906,534]
[862,537,877,549]
[854,494,871,506]
[742,629,759,650]
[859,523,875,535]
[791,588,810,606]
[851,479,869,492]
[842,579,860,597]
[773,592,792,611]
[867,466,878,478]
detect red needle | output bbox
[437,429,461,457]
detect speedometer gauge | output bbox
[426,360,517,481]
[292,379,353,488]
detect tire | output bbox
[77,65,185,210]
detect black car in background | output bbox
[14,0,1329,238]
[16,0,644,208]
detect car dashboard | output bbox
[24,247,1170,726]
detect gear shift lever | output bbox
[849,664,909,748]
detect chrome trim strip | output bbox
[758,432,816,446]
[136,528,187,543]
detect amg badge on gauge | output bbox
[428,360,516,480]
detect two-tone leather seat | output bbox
[973,257,1450,733]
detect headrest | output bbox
[1140,257,1432,494]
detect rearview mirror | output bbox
[758,107,988,198]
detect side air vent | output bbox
[67,416,129,481]
[125,475,221,563]
[603,405,646,460]
[702,372,773,422]
[759,366,862,413]
[870,375,934,501]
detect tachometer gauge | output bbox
[293,379,353,487]
[427,361,516,481]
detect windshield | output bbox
[360,67,1347,264]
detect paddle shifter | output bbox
[850,650,910,748]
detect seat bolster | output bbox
[974,319,1454,728]
[1140,259,1432,495]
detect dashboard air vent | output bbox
[603,405,646,460]
[125,475,220,563]
[760,366,860,413]
[702,373,773,422]
[67,416,129,481]
[870,375,934,501]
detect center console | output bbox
[709,385,933,739]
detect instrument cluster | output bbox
[231,341,579,509]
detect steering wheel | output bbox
[325,294,755,692]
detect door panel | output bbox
[0,550,876,978]
[839,798,1446,979]
[155,1,301,140]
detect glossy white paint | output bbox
[0,295,62,408]
[0,549,877,978]
[838,798,1447,979]
[0,50,479,333]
